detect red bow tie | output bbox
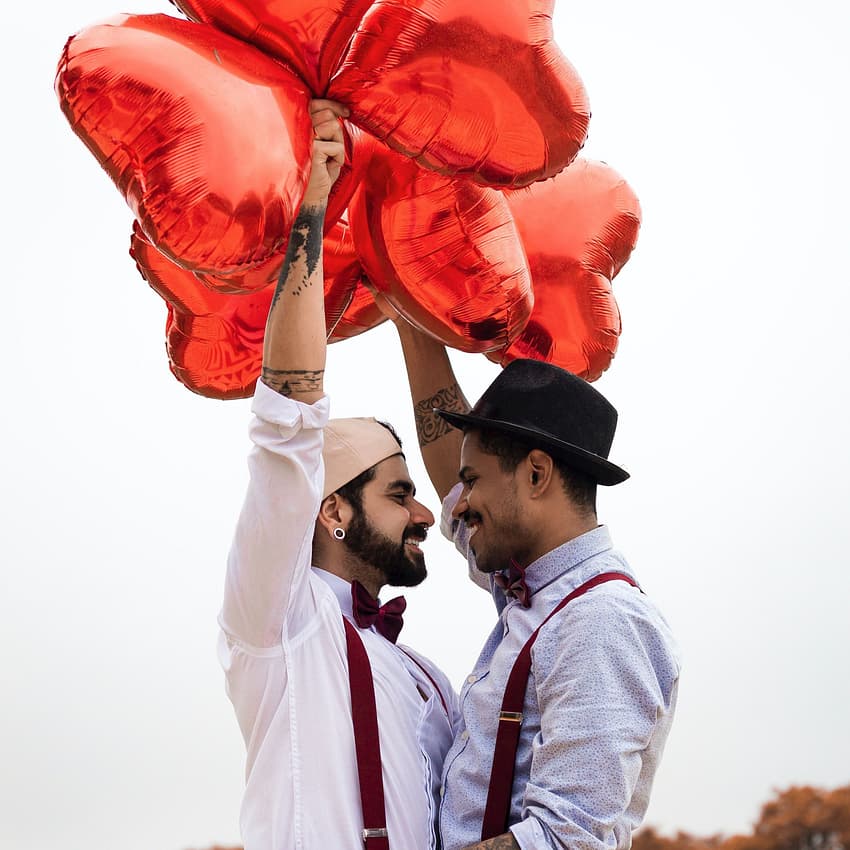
[493,560,531,608]
[351,581,407,644]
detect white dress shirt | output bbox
[220,382,459,850]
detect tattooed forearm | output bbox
[271,203,325,308]
[413,382,470,447]
[464,833,520,850]
[261,368,324,397]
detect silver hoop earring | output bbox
[333,527,346,540]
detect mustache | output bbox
[462,510,482,526]
[403,523,429,544]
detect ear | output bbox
[524,450,555,497]
[316,493,354,538]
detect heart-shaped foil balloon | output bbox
[131,218,382,398]
[489,159,642,380]
[350,137,533,353]
[329,0,589,187]
[170,0,375,95]
[57,14,312,275]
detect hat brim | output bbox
[436,409,629,486]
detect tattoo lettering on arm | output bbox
[413,382,470,447]
[261,368,324,397]
[465,833,521,850]
[271,203,325,307]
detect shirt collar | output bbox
[517,524,614,599]
[312,567,355,618]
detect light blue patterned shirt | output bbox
[439,485,681,850]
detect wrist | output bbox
[299,195,329,214]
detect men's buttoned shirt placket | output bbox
[438,484,681,850]
[219,382,458,850]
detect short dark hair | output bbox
[473,427,597,514]
[334,421,402,512]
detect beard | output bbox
[464,486,529,574]
[345,510,428,588]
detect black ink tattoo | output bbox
[261,368,324,397]
[413,382,470,447]
[272,204,325,307]
[467,833,521,850]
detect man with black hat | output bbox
[389,321,680,850]
[219,101,458,850]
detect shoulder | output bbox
[534,577,681,686]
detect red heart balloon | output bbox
[57,14,312,275]
[131,223,274,398]
[489,159,641,381]
[324,214,387,341]
[329,0,589,187]
[350,138,532,353]
[329,279,386,341]
[131,218,380,398]
[170,0,375,95]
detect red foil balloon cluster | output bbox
[56,1,640,399]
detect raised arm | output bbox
[220,100,348,649]
[262,99,348,401]
[392,318,471,501]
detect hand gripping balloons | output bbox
[488,159,642,381]
[56,14,312,274]
[329,0,590,187]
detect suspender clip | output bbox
[499,711,523,723]
[363,827,389,840]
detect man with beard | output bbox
[386,318,681,850]
[219,100,458,850]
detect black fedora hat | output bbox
[435,359,629,485]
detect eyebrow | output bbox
[386,479,415,497]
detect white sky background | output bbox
[3,1,849,848]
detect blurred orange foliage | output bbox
[634,785,850,850]
[193,784,850,850]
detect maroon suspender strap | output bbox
[343,617,390,850]
[479,571,639,841]
[400,648,451,719]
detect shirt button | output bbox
[466,675,476,684]
[439,786,445,798]
[460,730,469,741]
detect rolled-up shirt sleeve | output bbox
[509,590,680,850]
[440,482,491,593]
[220,381,330,650]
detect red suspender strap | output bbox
[343,617,391,850]
[479,571,639,841]
[400,648,451,719]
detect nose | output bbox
[410,497,435,528]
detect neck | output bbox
[313,548,384,599]
[523,512,598,568]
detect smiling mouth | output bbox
[464,513,482,539]
[404,535,426,552]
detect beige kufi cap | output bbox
[322,418,403,499]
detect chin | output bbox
[383,553,427,588]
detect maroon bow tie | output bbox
[493,560,531,608]
[351,580,407,643]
